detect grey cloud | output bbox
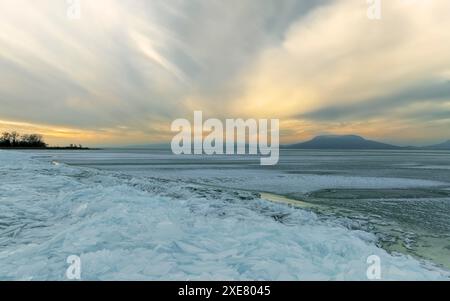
[130,0,330,96]
[300,80,450,122]
[0,0,328,131]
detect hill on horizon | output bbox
[424,140,450,150]
[284,135,401,150]
[284,135,450,150]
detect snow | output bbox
[0,150,448,280]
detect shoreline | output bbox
[0,147,99,150]
[259,191,450,271]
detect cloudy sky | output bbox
[1,0,449,146]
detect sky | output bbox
[0,0,449,147]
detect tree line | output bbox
[0,131,47,148]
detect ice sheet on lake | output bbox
[126,169,447,195]
[0,150,448,280]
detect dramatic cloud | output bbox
[229,0,450,144]
[0,0,449,146]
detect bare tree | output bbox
[20,134,46,147]
[0,132,11,146]
[0,131,47,148]
[10,131,19,147]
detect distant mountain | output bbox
[118,143,171,149]
[424,140,450,150]
[284,135,401,150]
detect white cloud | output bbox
[233,0,450,117]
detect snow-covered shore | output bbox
[0,150,448,280]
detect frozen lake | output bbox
[1,148,449,280]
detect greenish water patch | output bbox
[309,188,450,200]
[260,192,321,209]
